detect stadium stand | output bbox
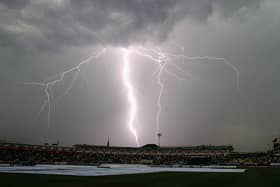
[0,141,273,166]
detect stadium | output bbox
[0,138,280,186]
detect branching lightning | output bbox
[23,48,106,127]
[133,46,240,141]
[23,45,239,147]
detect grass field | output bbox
[1,168,280,187]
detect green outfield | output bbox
[0,168,280,187]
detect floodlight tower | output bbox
[157,133,162,147]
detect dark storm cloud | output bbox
[0,0,261,50]
[0,0,30,9]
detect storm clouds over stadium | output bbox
[1,0,280,151]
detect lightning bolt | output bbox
[122,48,139,146]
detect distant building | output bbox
[51,139,60,146]
[272,137,280,156]
[141,144,159,149]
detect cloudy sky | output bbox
[1,0,280,151]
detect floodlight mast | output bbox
[157,132,162,147]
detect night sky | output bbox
[1,0,280,151]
